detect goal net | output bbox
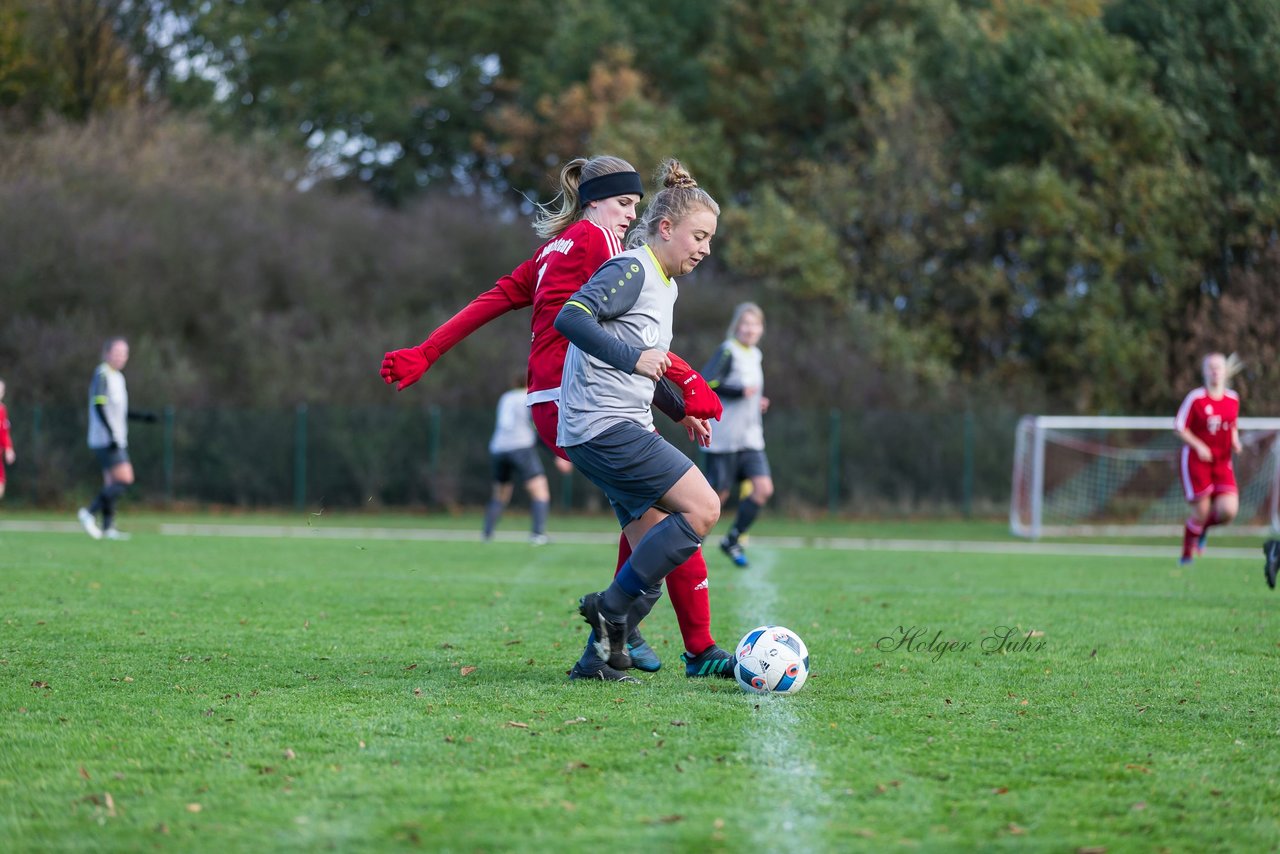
[1010,416,1280,538]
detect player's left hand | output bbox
[4,448,14,464]
[681,416,712,447]
[759,395,770,414]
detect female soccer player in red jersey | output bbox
[380,155,733,681]
[1174,352,1243,564]
[0,378,15,500]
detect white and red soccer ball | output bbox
[733,625,810,695]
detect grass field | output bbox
[2,515,1278,852]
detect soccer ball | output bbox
[733,625,809,695]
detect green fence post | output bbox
[828,408,841,515]
[962,409,975,518]
[31,405,42,495]
[427,405,441,473]
[163,406,175,503]
[294,404,308,511]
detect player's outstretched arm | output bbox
[381,270,533,391]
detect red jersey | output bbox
[424,219,623,400]
[1175,387,1239,460]
[0,403,11,451]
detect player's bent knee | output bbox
[689,490,721,538]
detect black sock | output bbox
[531,499,549,536]
[482,498,503,538]
[732,498,762,539]
[102,482,128,530]
[626,585,663,643]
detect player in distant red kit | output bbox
[1174,352,1243,565]
[380,155,732,681]
[0,378,15,500]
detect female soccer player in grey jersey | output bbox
[553,160,724,672]
[702,302,773,568]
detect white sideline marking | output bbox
[734,549,828,851]
[0,520,1264,560]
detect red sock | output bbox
[613,534,632,579]
[1182,518,1204,560]
[665,550,714,655]
[1204,511,1221,528]
[613,533,714,654]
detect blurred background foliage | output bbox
[2,0,1278,422]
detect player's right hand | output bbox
[380,343,438,391]
[681,416,712,447]
[634,349,671,382]
[1196,447,1213,463]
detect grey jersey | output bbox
[705,339,765,452]
[87,362,128,449]
[489,388,537,454]
[556,246,677,447]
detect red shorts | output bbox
[530,401,569,462]
[1180,447,1236,501]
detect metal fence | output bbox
[2,405,1020,516]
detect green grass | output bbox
[1,520,1278,852]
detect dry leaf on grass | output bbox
[460,666,477,676]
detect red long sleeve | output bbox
[421,264,534,358]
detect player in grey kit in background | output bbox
[483,375,564,544]
[77,337,156,540]
[702,302,773,568]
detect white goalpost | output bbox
[1010,416,1280,539]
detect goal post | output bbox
[1010,416,1280,539]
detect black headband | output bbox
[578,172,644,207]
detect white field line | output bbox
[733,548,828,851]
[0,520,1265,560]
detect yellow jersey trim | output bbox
[643,245,672,287]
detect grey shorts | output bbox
[704,449,771,493]
[490,446,545,485]
[564,421,695,527]
[93,446,130,470]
